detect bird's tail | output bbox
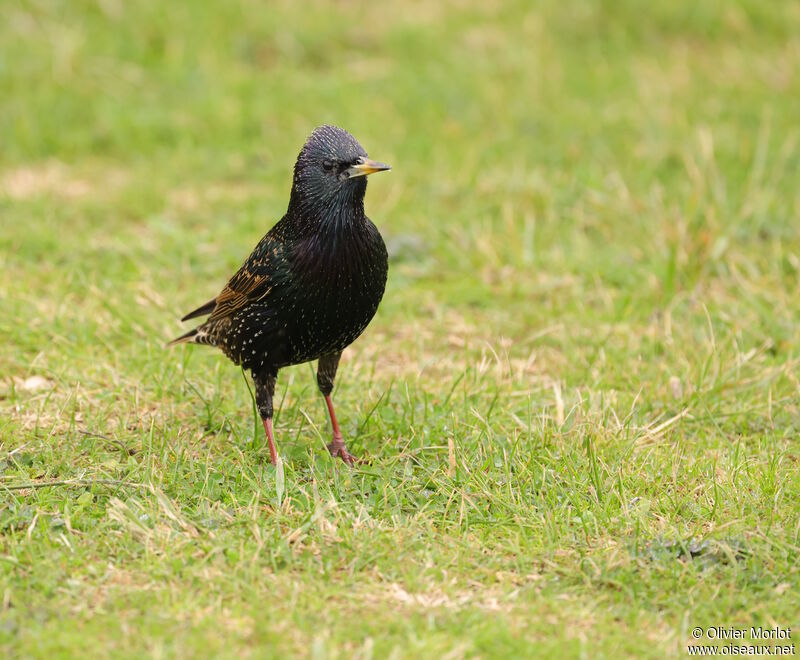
[167,326,217,347]
[167,328,199,346]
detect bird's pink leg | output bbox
[324,395,356,465]
[262,417,278,465]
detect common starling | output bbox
[170,125,391,465]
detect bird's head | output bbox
[290,125,390,217]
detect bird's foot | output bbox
[327,434,358,466]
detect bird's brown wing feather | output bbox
[181,298,217,322]
[203,229,288,324]
[207,270,272,322]
[177,223,286,330]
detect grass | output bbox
[1,0,799,657]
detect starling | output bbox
[170,125,391,465]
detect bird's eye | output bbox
[322,160,334,172]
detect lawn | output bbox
[1,0,799,657]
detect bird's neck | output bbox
[287,188,367,238]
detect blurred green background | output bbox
[1,0,799,657]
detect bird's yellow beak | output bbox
[346,157,391,178]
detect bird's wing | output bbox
[206,267,274,322]
[178,262,275,324]
[181,298,217,322]
[177,217,289,326]
[202,229,288,324]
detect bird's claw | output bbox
[327,437,358,466]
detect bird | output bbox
[169,125,391,466]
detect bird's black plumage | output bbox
[170,125,391,464]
